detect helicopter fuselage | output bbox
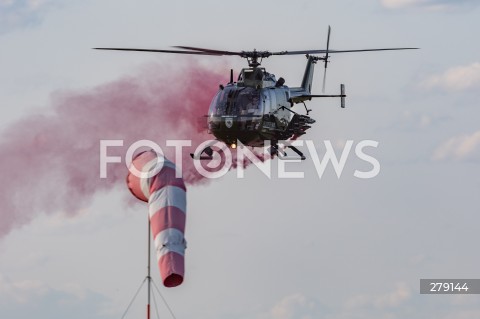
[207,66,316,147]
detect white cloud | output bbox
[399,110,449,130]
[381,0,424,9]
[421,62,480,92]
[257,286,480,319]
[270,294,312,319]
[0,274,49,303]
[433,130,480,160]
[0,0,47,9]
[0,0,57,33]
[345,282,411,309]
[0,0,14,6]
[380,0,478,10]
[27,0,47,10]
[440,310,480,319]
[0,274,115,319]
[257,294,323,319]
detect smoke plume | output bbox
[0,60,229,238]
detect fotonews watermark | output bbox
[100,139,380,179]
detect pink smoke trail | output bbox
[0,60,228,238]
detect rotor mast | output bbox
[241,49,270,68]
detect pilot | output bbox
[254,68,264,81]
[275,77,285,87]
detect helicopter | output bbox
[95,26,417,160]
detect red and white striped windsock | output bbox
[126,150,187,287]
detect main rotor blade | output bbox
[173,46,242,56]
[93,48,221,55]
[329,47,419,53]
[273,47,418,55]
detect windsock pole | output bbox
[147,217,151,319]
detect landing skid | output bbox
[270,144,306,160]
[190,146,214,160]
[191,142,306,161]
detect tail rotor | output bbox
[322,25,331,93]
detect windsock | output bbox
[126,150,187,287]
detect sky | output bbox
[1,0,480,319]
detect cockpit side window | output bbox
[208,91,220,115]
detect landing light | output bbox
[230,143,237,149]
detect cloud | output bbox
[440,310,480,319]
[0,0,57,33]
[433,130,480,160]
[345,282,411,310]
[0,274,115,319]
[256,286,411,319]
[398,110,450,130]
[0,274,49,303]
[381,0,422,9]
[380,0,479,10]
[0,0,50,11]
[255,286,480,319]
[257,294,325,319]
[421,62,480,92]
[269,294,317,319]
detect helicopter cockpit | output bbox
[209,86,263,117]
[207,85,265,145]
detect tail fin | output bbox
[300,55,317,94]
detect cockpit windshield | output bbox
[209,87,263,117]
